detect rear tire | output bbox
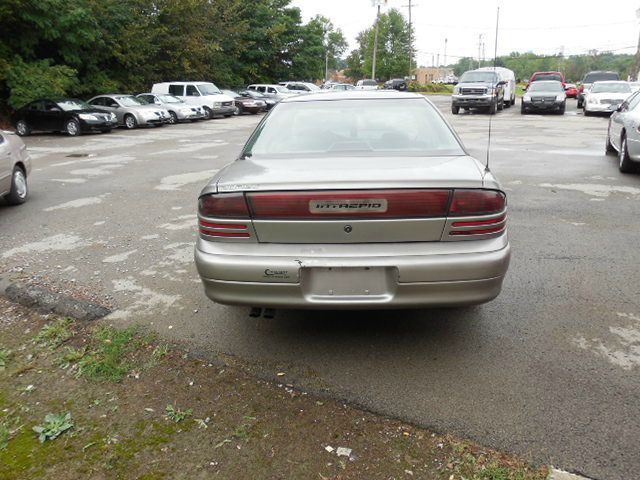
[521,102,527,114]
[451,105,460,115]
[5,166,28,205]
[577,98,583,109]
[558,102,565,115]
[15,120,31,137]
[619,135,637,173]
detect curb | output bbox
[0,276,110,321]
[549,468,595,480]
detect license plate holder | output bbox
[303,267,390,297]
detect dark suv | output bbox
[577,71,620,108]
[451,69,505,114]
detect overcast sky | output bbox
[291,0,639,67]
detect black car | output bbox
[12,98,118,137]
[521,80,566,115]
[239,90,277,110]
[384,79,408,91]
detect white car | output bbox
[584,81,633,116]
[136,93,205,123]
[477,66,516,107]
[151,82,236,119]
[355,79,378,91]
[247,84,298,101]
[282,82,321,93]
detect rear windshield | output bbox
[243,99,464,158]
[583,72,619,83]
[591,82,631,93]
[529,81,564,92]
[532,73,562,82]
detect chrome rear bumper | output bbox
[195,236,510,309]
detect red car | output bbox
[526,71,565,90]
[564,83,578,98]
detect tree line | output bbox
[0,0,347,110]
[451,51,635,83]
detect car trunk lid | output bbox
[213,156,486,244]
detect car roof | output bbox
[280,91,424,103]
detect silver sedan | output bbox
[194,91,510,310]
[136,93,205,123]
[607,90,640,173]
[87,94,170,129]
[1,130,31,205]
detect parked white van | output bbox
[151,82,235,119]
[477,67,516,106]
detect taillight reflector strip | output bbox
[449,225,506,236]
[247,190,451,219]
[199,220,247,230]
[451,215,506,227]
[199,229,250,238]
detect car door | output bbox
[42,100,65,131]
[26,100,47,131]
[0,132,11,195]
[610,92,640,150]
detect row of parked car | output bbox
[10,78,390,137]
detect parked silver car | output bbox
[136,93,205,123]
[1,130,31,205]
[194,91,510,309]
[87,94,170,129]
[606,90,640,173]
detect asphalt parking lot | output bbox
[1,97,639,480]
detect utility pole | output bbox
[371,0,385,80]
[478,34,483,68]
[444,38,448,67]
[402,0,418,79]
[633,8,640,81]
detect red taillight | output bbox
[452,215,505,227]
[448,190,505,216]
[198,219,249,238]
[199,230,250,238]
[198,193,250,218]
[247,190,451,219]
[449,225,505,236]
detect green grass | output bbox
[35,318,74,349]
[165,404,192,423]
[0,348,10,370]
[77,326,138,381]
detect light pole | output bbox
[634,7,640,81]
[371,0,385,80]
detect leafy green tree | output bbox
[5,59,77,108]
